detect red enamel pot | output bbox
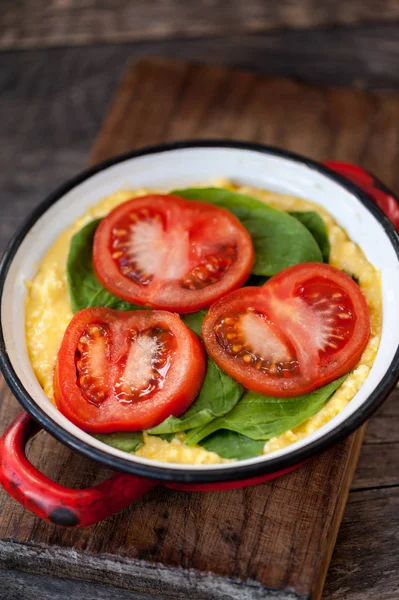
[1,142,399,527]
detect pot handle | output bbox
[323,161,399,231]
[0,412,159,527]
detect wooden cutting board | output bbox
[1,57,398,600]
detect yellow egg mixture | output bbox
[25,181,382,464]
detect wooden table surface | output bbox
[1,3,399,598]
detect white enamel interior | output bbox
[2,146,399,472]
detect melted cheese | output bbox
[25,180,382,464]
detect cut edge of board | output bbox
[0,541,305,600]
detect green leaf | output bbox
[200,431,265,460]
[186,376,347,446]
[181,310,207,336]
[158,433,175,442]
[67,219,140,313]
[289,211,330,262]
[146,357,244,435]
[93,431,144,452]
[173,187,323,276]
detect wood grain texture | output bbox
[0,57,399,600]
[2,28,399,249]
[0,409,366,600]
[0,569,167,600]
[1,0,399,49]
[324,486,399,600]
[89,58,399,189]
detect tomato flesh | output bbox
[202,263,371,397]
[54,308,206,432]
[93,194,254,313]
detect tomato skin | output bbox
[202,263,371,397]
[93,194,254,313]
[54,307,206,433]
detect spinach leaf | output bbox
[67,219,140,313]
[186,376,346,446]
[200,431,265,460]
[146,357,244,435]
[290,211,330,262]
[158,433,175,442]
[181,310,207,336]
[93,431,144,452]
[173,187,323,276]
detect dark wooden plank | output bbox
[1,57,399,600]
[1,0,399,49]
[351,388,399,489]
[363,386,399,444]
[352,442,399,490]
[2,28,399,248]
[0,47,127,254]
[0,569,167,600]
[324,487,399,600]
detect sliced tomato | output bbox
[54,307,206,433]
[93,194,254,313]
[202,263,370,397]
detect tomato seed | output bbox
[232,344,242,353]
[181,245,237,290]
[113,228,128,237]
[79,375,89,387]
